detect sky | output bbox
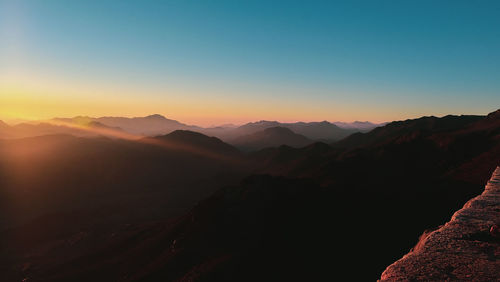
[1,0,499,126]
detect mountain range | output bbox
[0,116,383,151]
[0,109,498,281]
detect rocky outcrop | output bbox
[380,166,500,281]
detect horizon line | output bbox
[1,109,496,128]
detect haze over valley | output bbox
[0,115,383,151]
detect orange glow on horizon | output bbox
[0,72,407,126]
[1,74,488,127]
[0,87,400,126]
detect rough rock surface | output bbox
[380,166,500,281]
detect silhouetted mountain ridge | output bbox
[0,115,380,142]
[154,130,241,156]
[333,114,484,149]
[228,120,356,142]
[230,126,313,151]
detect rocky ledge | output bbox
[380,166,500,281]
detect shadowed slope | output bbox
[333,114,484,149]
[381,167,500,281]
[0,131,248,234]
[248,109,500,278]
[9,176,333,282]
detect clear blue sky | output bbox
[1,0,499,125]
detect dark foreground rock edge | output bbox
[380,166,500,281]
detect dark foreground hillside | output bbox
[381,167,500,281]
[0,110,498,281]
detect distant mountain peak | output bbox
[165,129,210,139]
[145,114,167,119]
[156,130,240,155]
[333,121,382,131]
[251,120,279,125]
[231,126,312,151]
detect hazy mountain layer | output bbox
[0,116,370,144]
